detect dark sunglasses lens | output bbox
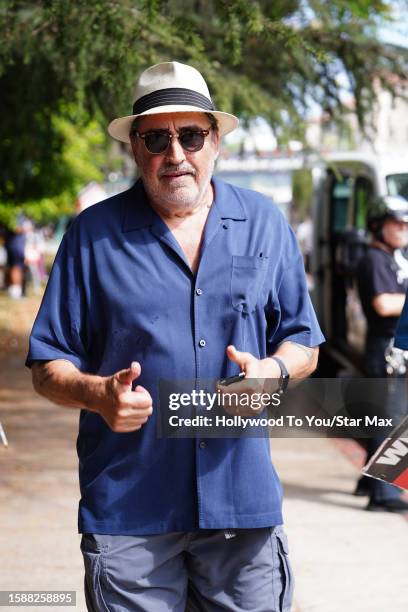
[179,131,205,152]
[144,133,170,153]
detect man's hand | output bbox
[100,362,153,433]
[31,359,153,433]
[217,342,319,416]
[225,345,280,380]
[217,345,281,416]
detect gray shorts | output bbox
[81,527,294,612]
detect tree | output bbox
[0,0,407,225]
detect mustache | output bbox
[158,164,196,177]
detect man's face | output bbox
[130,112,219,213]
[382,218,408,249]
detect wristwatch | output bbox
[269,356,290,394]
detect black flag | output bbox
[363,415,408,491]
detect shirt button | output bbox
[196,288,203,295]
[199,339,206,347]
[199,441,206,449]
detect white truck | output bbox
[303,152,408,375]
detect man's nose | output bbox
[165,135,186,164]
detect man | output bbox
[355,196,408,512]
[27,62,324,611]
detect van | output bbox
[301,152,408,375]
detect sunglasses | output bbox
[134,128,211,154]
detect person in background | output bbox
[296,215,313,273]
[355,195,408,512]
[5,215,28,299]
[394,285,408,366]
[24,220,46,294]
[0,228,7,290]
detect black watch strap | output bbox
[269,356,290,394]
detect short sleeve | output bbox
[358,250,400,298]
[266,222,325,351]
[371,265,392,296]
[395,291,408,349]
[26,227,90,371]
[368,256,394,297]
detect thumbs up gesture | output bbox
[98,362,153,432]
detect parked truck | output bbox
[298,152,408,375]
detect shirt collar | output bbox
[121,176,247,233]
[121,180,157,232]
[211,176,247,221]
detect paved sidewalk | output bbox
[1,359,407,612]
[0,358,86,612]
[273,437,408,612]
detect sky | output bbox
[378,1,408,48]
[224,2,408,152]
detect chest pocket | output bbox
[231,255,269,314]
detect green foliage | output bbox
[0,0,407,226]
[18,110,106,226]
[51,109,106,193]
[0,102,107,227]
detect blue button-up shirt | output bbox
[26,177,324,535]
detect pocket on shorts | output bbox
[271,527,294,612]
[81,535,110,612]
[231,255,269,314]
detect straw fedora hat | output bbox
[108,61,239,143]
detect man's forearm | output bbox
[372,293,405,317]
[271,341,319,378]
[31,359,105,411]
[32,360,153,433]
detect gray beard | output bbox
[143,170,214,214]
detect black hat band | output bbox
[132,88,215,115]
